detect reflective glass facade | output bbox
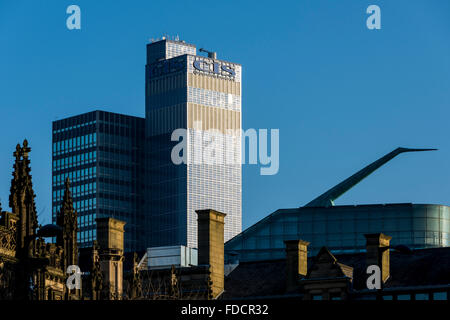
[52,111,145,252]
[225,204,450,262]
[145,39,242,248]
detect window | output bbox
[433,292,447,300]
[415,293,429,300]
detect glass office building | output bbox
[52,110,145,252]
[225,148,450,263]
[145,39,242,248]
[225,203,450,262]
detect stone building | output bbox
[224,233,450,300]
[5,139,446,301]
[0,140,226,301]
[0,140,70,300]
[0,140,127,300]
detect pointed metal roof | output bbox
[304,147,437,208]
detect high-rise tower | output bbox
[145,38,242,248]
[52,111,145,252]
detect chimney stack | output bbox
[364,233,392,283]
[96,217,126,299]
[196,209,226,299]
[284,240,309,293]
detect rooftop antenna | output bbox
[304,147,437,208]
[199,48,217,59]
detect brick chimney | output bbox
[364,233,392,283]
[196,209,226,299]
[284,240,309,293]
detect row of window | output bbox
[53,133,97,155]
[52,199,97,215]
[53,151,97,171]
[53,167,97,186]
[77,213,97,227]
[53,121,96,134]
[52,183,97,202]
[241,218,448,238]
[376,291,447,300]
[393,291,447,300]
[312,291,447,300]
[77,228,96,244]
[75,199,97,212]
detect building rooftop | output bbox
[148,37,196,48]
[223,246,450,299]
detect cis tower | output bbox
[145,38,242,248]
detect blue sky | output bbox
[0,0,449,229]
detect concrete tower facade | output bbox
[145,39,242,248]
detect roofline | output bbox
[147,38,197,48]
[52,109,145,124]
[147,53,242,67]
[305,147,437,208]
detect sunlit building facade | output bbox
[145,39,242,248]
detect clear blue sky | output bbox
[1,0,449,229]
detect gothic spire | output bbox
[56,177,78,270]
[62,177,75,216]
[9,140,38,251]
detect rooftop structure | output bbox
[225,147,449,262]
[224,243,450,300]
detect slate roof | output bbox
[223,247,450,299]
